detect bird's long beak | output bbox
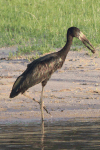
[78,32,96,53]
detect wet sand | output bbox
[0,47,100,124]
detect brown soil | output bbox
[0,46,100,124]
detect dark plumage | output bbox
[10,52,63,98]
[10,27,95,121]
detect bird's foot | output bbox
[33,98,51,115]
[23,93,51,115]
[43,105,51,115]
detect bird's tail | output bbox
[10,75,24,98]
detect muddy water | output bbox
[0,119,100,150]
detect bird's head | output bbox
[67,27,96,53]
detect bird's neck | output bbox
[59,37,73,61]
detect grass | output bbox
[0,0,100,56]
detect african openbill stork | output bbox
[10,27,95,121]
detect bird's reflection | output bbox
[41,120,44,150]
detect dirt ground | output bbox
[0,46,100,124]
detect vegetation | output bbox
[0,0,100,56]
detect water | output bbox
[0,119,100,150]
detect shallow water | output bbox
[0,119,100,150]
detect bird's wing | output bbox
[21,53,63,88]
[10,52,63,98]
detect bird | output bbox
[10,27,95,121]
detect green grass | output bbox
[0,0,100,55]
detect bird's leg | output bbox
[40,86,44,122]
[23,92,51,115]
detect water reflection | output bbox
[41,121,44,150]
[0,119,100,150]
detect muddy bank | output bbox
[0,47,100,124]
